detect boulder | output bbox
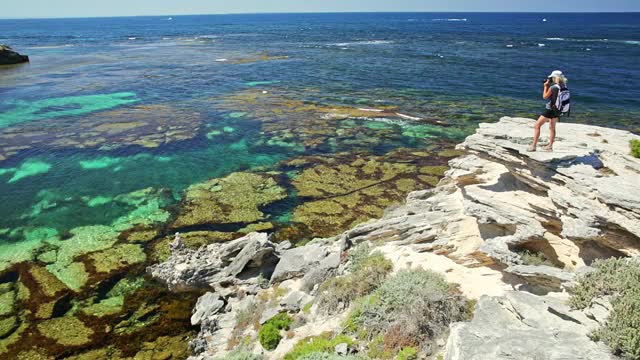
[191,293,224,325]
[444,291,616,360]
[0,45,29,65]
[270,243,332,283]
[147,232,278,292]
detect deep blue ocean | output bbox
[0,12,639,358]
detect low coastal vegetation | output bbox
[631,139,640,158]
[280,247,470,359]
[258,313,294,350]
[316,245,393,313]
[345,269,470,358]
[284,333,354,360]
[570,258,640,360]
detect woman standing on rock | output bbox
[529,70,570,152]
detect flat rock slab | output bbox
[445,291,616,360]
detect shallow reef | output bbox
[0,102,202,162]
[172,171,288,229]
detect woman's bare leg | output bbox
[544,118,558,151]
[529,116,549,151]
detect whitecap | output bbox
[329,40,394,46]
[432,18,467,22]
[215,58,228,62]
[357,108,384,113]
[624,40,640,45]
[538,43,546,47]
[128,37,137,40]
[546,37,565,41]
[506,44,514,48]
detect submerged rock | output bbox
[0,45,29,65]
[36,316,94,347]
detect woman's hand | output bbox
[544,78,551,87]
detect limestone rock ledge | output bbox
[147,117,639,360]
[347,117,640,292]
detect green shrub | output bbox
[316,251,392,313]
[348,269,469,353]
[570,258,640,359]
[267,313,294,329]
[284,333,354,360]
[397,347,418,360]
[258,313,294,351]
[630,139,640,158]
[348,243,372,272]
[259,324,282,351]
[214,350,263,360]
[569,258,640,309]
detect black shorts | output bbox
[541,109,561,119]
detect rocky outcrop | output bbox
[0,45,29,65]
[147,232,279,292]
[147,117,639,360]
[445,291,616,360]
[346,117,640,292]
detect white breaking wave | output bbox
[624,40,640,45]
[128,37,137,40]
[329,40,394,46]
[546,38,565,41]
[432,18,467,22]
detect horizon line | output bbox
[1,10,639,21]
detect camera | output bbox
[543,77,551,83]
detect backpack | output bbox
[553,85,571,116]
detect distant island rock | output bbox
[0,45,29,65]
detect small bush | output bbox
[267,313,294,329]
[316,251,392,313]
[348,243,373,272]
[569,258,640,309]
[284,333,354,360]
[259,324,282,351]
[347,269,469,354]
[630,139,640,158]
[570,258,640,359]
[258,313,294,351]
[214,350,263,360]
